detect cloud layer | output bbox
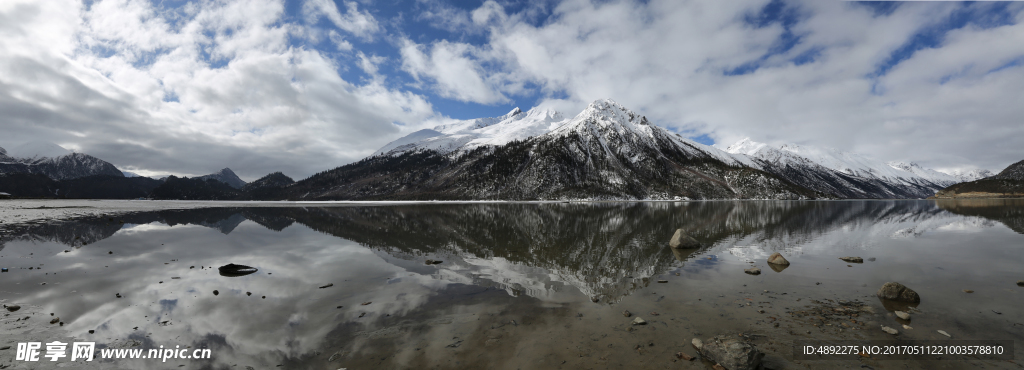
[1,0,1022,179]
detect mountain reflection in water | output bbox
[0,200,1022,369]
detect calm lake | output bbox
[1,199,1022,369]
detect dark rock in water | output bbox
[50,317,59,324]
[88,330,94,334]
[115,293,121,298]
[876,282,920,303]
[693,335,764,370]
[744,268,761,275]
[218,263,258,277]
[839,257,863,263]
[213,290,219,296]
[425,259,443,265]
[1,268,8,272]
[669,229,701,249]
[1017,281,1024,287]
[623,310,632,317]
[767,252,790,266]
[5,305,21,312]
[246,292,252,296]
[319,283,334,289]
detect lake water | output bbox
[1,200,1022,369]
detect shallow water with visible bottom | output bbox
[0,199,1022,369]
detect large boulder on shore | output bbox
[669,229,701,249]
[692,335,764,370]
[876,282,920,303]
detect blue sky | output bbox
[2,0,1023,179]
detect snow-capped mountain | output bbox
[725,138,957,198]
[0,141,123,180]
[375,106,566,156]
[284,99,816,200]
[943,169,995,183]
[198,168,247,189]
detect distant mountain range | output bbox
[0,141,123,180]
[0,99,1017,200]
[933,160,1024,199]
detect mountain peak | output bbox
[8,141,72,159]
[199,168,247,189]
[725,138,770,155]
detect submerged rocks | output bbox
[766,253,790,266]
[744,268,761,275]
[632,317,647,325]
[877,282,921,303]
[1017,281,1024,287]
[839,256,863,263]
[938,330,951,338]
[669,229,701,249]
[692,335,764,370]
[5,305,21,312]
[218,263,258,277]
[881,326,899,335]
[622,310,632,317]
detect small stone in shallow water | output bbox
[657,280,668,283]
[766,253,790,266]
[938,330,951,338]
[839,257,863,263]
[881,326,898,335]
[622,310,632,317]
[669,229,701,249]
[1017,281,1024,287]
[744,268,761,275]
[213,290,219,296]
[876,282,920,303]
[632,317,646,325]
[894,311,910,320]
[361,302,371,305]
[903,325,913,330]
[963,289,973,293]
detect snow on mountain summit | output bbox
[8,141,72,159]
[375,106,567,156]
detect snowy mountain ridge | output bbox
[374,106,566,156]
[0,142,123,180]
[724,138,961,198]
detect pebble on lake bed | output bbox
[881,326,899,335]
[632,317,646,325]
[963,289,973,293]
[622,310,632,317]
[744,268,761,275]
[839,256,863,263]
[1017,281,1024,287]
[938,330,951,337]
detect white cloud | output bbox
[303,0,380,40]
[399,38,508,104]
[0,0,434,179]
